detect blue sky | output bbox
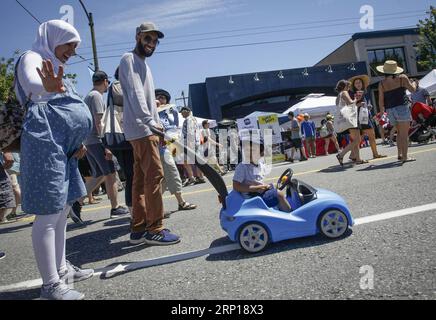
[1,0,433,105]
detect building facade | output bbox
[189,62,368,121]
[189,28,429,121]
[316,28,429,108]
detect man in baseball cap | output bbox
[92,70,109,84]
[118,21,180,246]
[136,22,164,39]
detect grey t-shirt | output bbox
[233,160,267,198]
[84,90,105,145]
[119,52,160,141]
[290,119,302,139]
[411,87,430,104]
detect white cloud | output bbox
[102,0,246,33]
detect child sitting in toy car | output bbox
[232,133,292,212]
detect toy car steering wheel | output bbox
[277,168,294,190]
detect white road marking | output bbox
[1,203,435,293]
[354,203,436,225]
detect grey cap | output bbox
[136,22,164,38]
[92,70,108,83]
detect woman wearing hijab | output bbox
[15,20,93,300]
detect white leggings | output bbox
[31,206,70,286]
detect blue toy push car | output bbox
[220,168,354,253]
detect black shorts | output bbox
[291,138,303,149]
[78,157,92,177]
[85,143,116,178]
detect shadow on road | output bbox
[318,163,354,173]
[356,162,403,171]
[206,229,353,261]
[0,287,40,300]
[0,222,33,235]
[65,223,149,267]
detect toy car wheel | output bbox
[238,223,269,253]
[318,209,349,239]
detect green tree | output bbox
[64,72,78,85]
[0,51,19,103]
[416,6,436,71]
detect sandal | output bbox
[373,154,387,159]
[178,202,197,210]
[402,157,416,163]
[87,199,101,205]
[336,154,344,166]
[355,160,369,165]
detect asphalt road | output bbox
[0,141,435,300]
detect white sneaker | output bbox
[59,260,94,283]
[40,282,84,300]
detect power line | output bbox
[67,24,416,66]
[76,13,422,57]
[67,32,359,65]
[77,9,426,50]
[15,0,42,24]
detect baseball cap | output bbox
[136,22,164,38]
[92,70,109,83]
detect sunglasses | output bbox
[141,34,160,46]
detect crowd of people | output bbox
[0,20,204,300]
[0,18,435,300]
[282,62,435,166]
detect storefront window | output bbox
[367,47,407,76]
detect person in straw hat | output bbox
[377,60,417,163]
[348,74,386,160]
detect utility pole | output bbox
[175,90,189,108]
[78,0,99,71]
[181,90,187,107]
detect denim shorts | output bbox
[261,186,279,207]
[386,105,412,126]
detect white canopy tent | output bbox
[244,111,279,118]
[281,94,337,127]
[407,69,436,97]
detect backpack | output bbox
[0,55,27,152]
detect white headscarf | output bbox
[32,20,81,73]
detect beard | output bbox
[135,40,154,58]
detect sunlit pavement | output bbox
[1,141,435,300]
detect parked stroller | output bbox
[409,102,436,143]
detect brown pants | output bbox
[130,135,164,233]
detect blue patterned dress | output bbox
[18,80,92,215]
